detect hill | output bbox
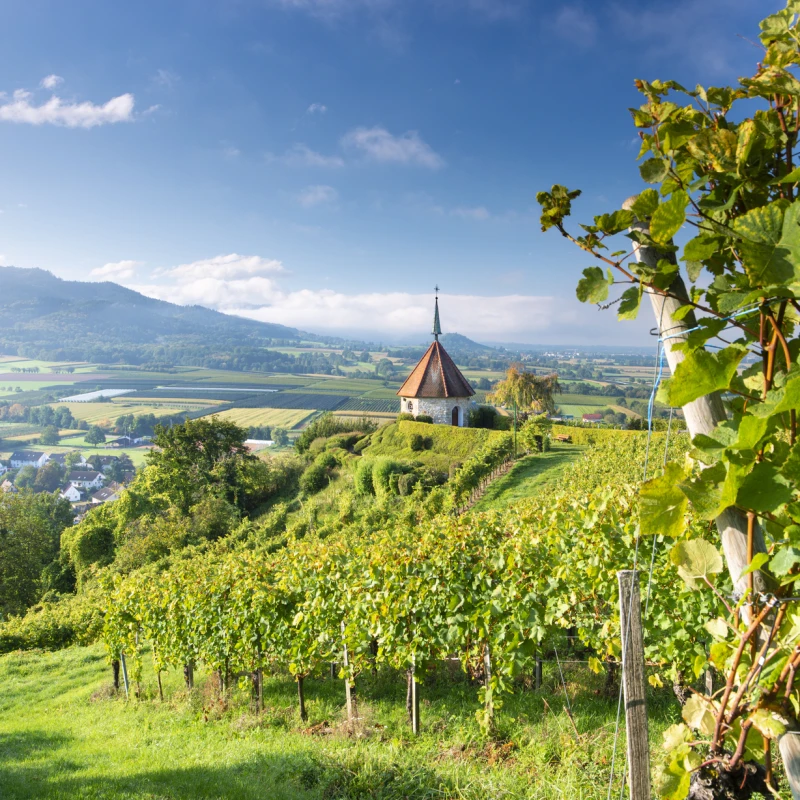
[0,267,300,360]
[437,332,496,355]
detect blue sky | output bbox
[0,0,778,345]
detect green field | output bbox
[0,643,681,800]
[52,402,193,425]
[557,404,606,417]
[472,444,586,512]
[212,408,315,429]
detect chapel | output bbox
[396,292,476,426]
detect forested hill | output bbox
[0,267,301,363]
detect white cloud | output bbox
[307,103,327,114]
[342,126,444,169]
[274,143,345,168]
[154,69,180,88]
[0,254,7,266]
[91,260,142,281]
[132,276,282,309]
[222,144,241,158]
[40,74,64,90]
[0,91,135,128]
[551,5,597,46]
[159,253,286,282]
[451,206,490,221]
[296,184,338,207]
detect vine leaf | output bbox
[737,462,794,512]
[630,189,659,219]
[650,191,688,244]
[750,708,788,739]
[770,546,800,577]
[576,266,611,303]
[639,463,688,538]
[666,345,747,407]
[670,539,723,590]
[682,694,717,734]
[640,157,669,184]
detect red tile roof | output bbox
[397,341,475,399]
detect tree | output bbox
[14,466,37,490]
[489,365,560,415]
[85,426,106,447]
[33,461,64,494]
[39,426,60,446]
[145,417,254,513]
[359,350,371,363]
[272,427,289,447]
[536,4,800,793]
[0,492,72,617]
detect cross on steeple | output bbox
[432,286,441,342]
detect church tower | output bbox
[396,289,476,426]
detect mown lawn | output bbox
[472,444,586,512]
[0,644,683,800]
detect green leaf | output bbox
[682,693,717,734]
[750,708,787,739]
[662,722,691,753]
[670,539,723,590]
[736,119,756,173]
[678,462,733,520]
[640,157,669,184]
[639,463,689,538]
[770,546,800,577]
[650,191,688,244]
[770,165,800,184]
[617,286,642,320]
[737,462,794,512]
[576,266,610,303]
[729,415,770,451]
[733,201,797,286]
[630,189,659,219]
[705,617,728,640]
[683,235,725,262]
[594,210,634,235]
[666,345,747,407]
[740,552,770,577]
[752,373,800,418]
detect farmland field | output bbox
[558,404,605,417]
[211,408,314,429]
[51,402,193,425]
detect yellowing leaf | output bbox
[670,539,723,590]
[639,463,689,538]
[682,694,716,735]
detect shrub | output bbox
[397,472,419,496]
[469,405,498,429]
[295,412,377,453]
[315,451,338,470]
[372,457,406,497]
[354,459,375,495]
[415,414,433,424]
[352,437,371,454]
[299,464,329,495]
[493,415,512,431]
[396,412,415,422]
[408,433,425,451]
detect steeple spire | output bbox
[432,285,441,342]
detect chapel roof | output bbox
[396,340,475,399]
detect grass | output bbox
[0,642,683,800]
[210,408,314,429]
[557,404,606,417]
[472,444,586,512]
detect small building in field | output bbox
[92,484,122,504]
[582,413,603,423]
[396,292,476,427]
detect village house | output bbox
[1,479,18,494]
[396,291,476,427]
[9,450,49,469]
[105,435,147,448]
[66,470,105,490]
[582,413,604,424]
[91,483,122,504]
[59,483,84,503]
[48,452,87,467]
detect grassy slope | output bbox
[0,644,681,800]
[363,421,504,471]
[472,443,586,512]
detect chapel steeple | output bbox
[432,285,442,342]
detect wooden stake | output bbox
[617,570,650,800]
[341,622,355,725]
[157,670,164,702]
[297,675,307,722]
[535,658,542,691]
[411,658,420,735]
[120,653,130,700]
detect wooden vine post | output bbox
[120,652,130,700]
[411,656,420,735]
[618,570,650,800]
[623,197,800,798]
[341,622,356,726]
